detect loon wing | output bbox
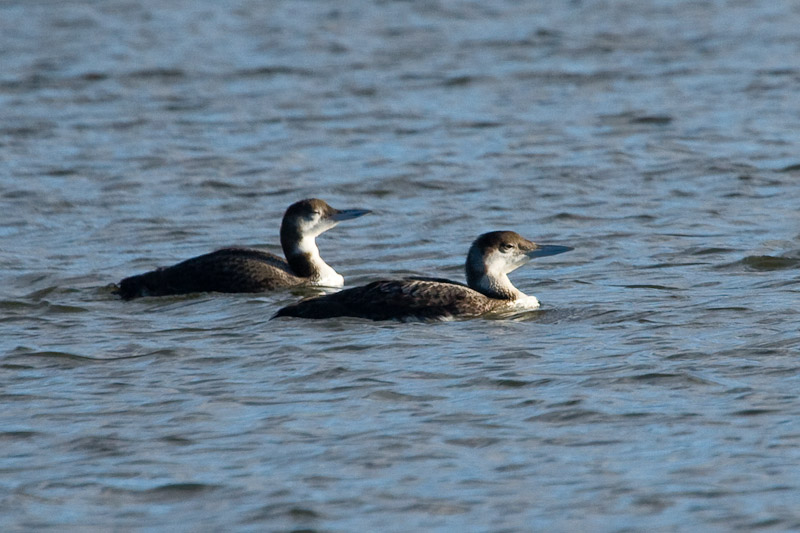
[405,276,469,288]
[274,278,490,321]
[117,247,300,299]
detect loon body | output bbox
[274,231,571,321]
[116,198,369,300]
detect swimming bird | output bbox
[116,198,370,299]
[273,230,571,321]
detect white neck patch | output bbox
[506,295,540,310]
[293,236,344,287]
[476,273,525,300]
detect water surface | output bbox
[2,1,800,531]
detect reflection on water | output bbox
[2,0,800,530]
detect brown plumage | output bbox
[275,278,494,321]
[273,231,571,322]
[115,199,369,300]
[116,248,301,299]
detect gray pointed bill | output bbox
[526,244,573,259]
[330,208,371,222]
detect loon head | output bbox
[465,231,572,300]
[280,198,370,241]
[280,198,370,281]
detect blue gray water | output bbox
[2,1,800,531]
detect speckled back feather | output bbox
[116,248,301,299]
[273,278,497,321]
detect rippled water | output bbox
[2,1,800,530]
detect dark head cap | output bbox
[283,198,336,221]
[466,230,572,286]
[283,199,370,225]
[472,231,572,258]
[471,231,537,255]
[280,198,370,257]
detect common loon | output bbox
[116,198,370,299]
[273,231,571,321]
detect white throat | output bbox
[476,272,526,301]
[295,236,344,287]
[473,250,528,300]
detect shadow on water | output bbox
[738,254,800,271]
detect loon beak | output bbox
[329,208,371,222]
[526,244,573,259]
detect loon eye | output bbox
[500,243,515,252]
